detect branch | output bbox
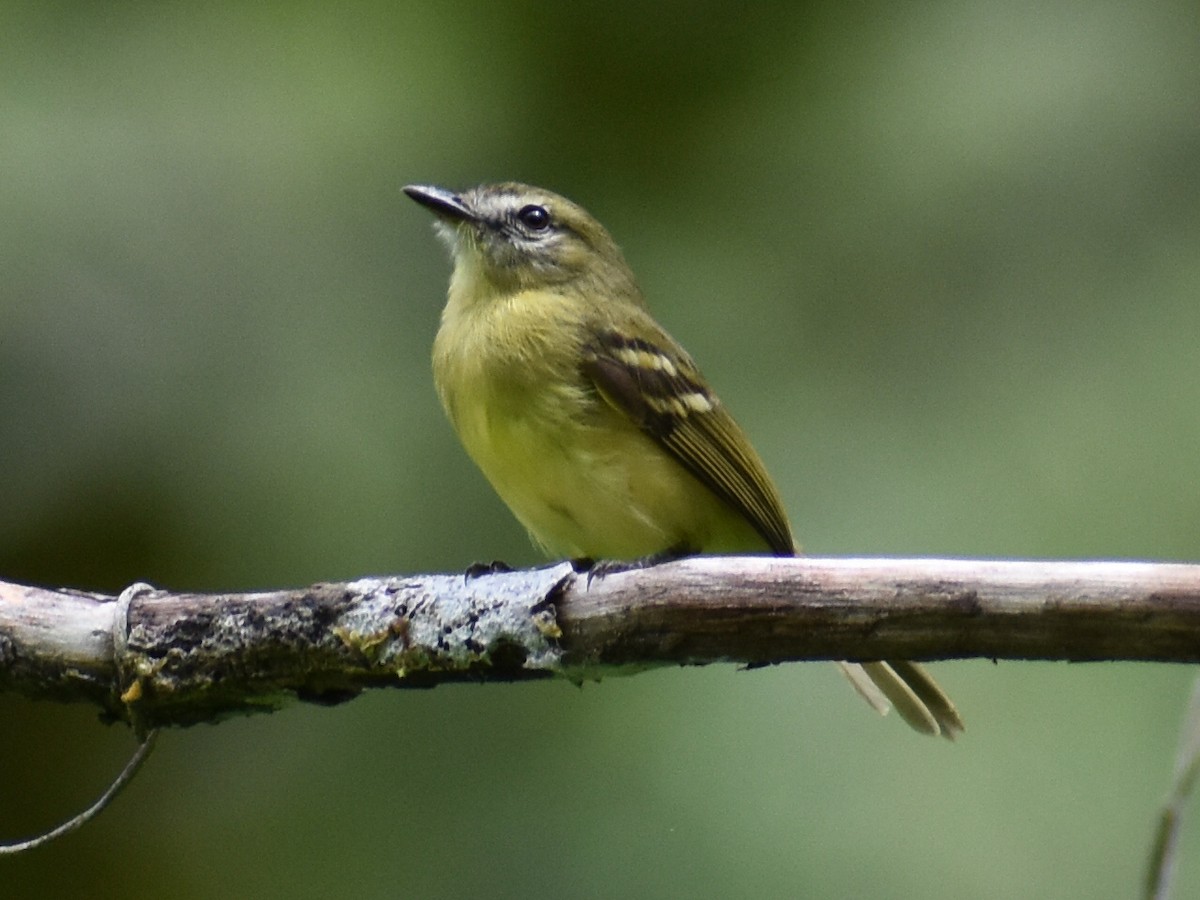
[3,556,1200,729]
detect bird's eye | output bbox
[517,204,550,231]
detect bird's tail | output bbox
[838,660,964,740]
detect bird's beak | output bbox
[403,184,476,223]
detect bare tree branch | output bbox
[2,556,1199,730]
[0,730,158,855]
[1145,673,1200,900]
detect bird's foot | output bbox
[464,560,513,581]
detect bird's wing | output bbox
[581,324,795,555]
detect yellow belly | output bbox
[455,395,768,559]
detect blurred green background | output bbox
[3,2,1199,897]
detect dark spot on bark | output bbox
[486,639,528,674]
[948,591,982,616]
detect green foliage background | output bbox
[3,2,1199,897]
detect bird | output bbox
[405,181,963,738]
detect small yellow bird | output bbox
[406,182,962,738]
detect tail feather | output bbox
[839,661,964,740]
[885,659,965,739]
[836,661,892,717]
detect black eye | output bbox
[517,204,550,230]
